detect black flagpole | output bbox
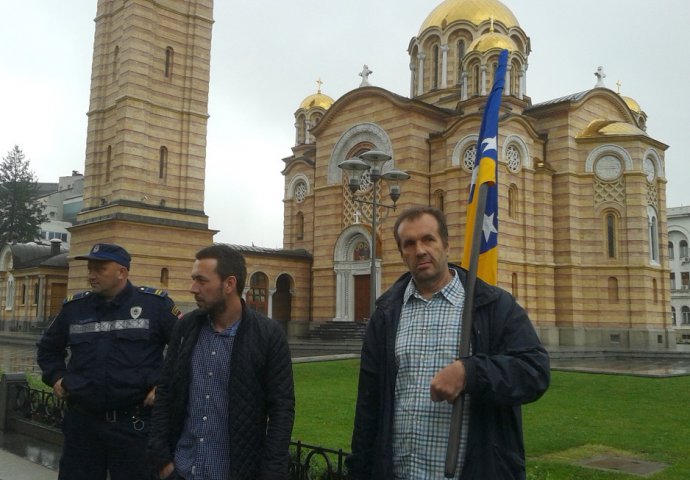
[444,182,488,478]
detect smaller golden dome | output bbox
[468,31,517,53]
[621,95,641,114]
[299,91,334,111]
[579,119,646,138]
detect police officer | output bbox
[37,243,181,480]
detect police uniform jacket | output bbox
[37,281,179,413]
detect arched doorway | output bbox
[272,273,293,324]
[333,226,378,322]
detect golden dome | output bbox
[419,0,519,33]
[468,31,517,52]
[299,90,334,111]
[621,95,641,114]
[579,119,646,138]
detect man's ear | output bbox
[224,275,236,294]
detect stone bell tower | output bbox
[69,0,216,309]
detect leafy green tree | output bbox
[0,146,48,243]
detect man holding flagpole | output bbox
[346,50,550,480]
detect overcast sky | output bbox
[1,1,688,247]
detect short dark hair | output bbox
[195,244,247,294]
[393,206,449,251]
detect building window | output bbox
[159,146,168,180]
[652,278,658,303]
[511,273,518,299]
[508,184,518,219]
[294,181,307,203]
[463,145,477,172]
[456,40,465,79]
[682,272,689,290]
[112,45,119,80]
[608,277,619,302]
[247,272,268,315]
[5,274,14,310]
[669,242,674,260]
[106,145,112,182]
[296,212,304,241]
[353,241,370,261]
[506,145,521,173]
[671,273,676,290]
[21,284,27,305]
[606,213,617,258]
[160,268,169,287]
[434,189,445,212]
[671,307,676,325]
[432,45,439,89]
[165,46,174,78]
[681,240,689,258]
[648,208,659,263]
[683,306,690,325]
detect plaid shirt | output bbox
[393,271,470,479]
[174,319,241,480]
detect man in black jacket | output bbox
[148,245,295,480]
[346,207,550,479]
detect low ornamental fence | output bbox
[0,374,350,479]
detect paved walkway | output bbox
[0,448,55,480]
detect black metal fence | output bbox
[1,375,351,479]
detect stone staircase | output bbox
[289,321,367,358]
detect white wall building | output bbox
[668,205,690,342]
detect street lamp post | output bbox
[338,150,410,318]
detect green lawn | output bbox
[293,359,690,479]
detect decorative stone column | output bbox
[417,53,426,96]
[440,44,449,89]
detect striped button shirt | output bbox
[174,318,241,480]
[393,271,470,479]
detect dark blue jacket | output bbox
[346,266,550,480]
[37,281,179,412]
[148,301,295,480]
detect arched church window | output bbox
[456,40,465,79]
[159,146,167,180]
[33,282,39,306]
[160,268,169,287]
[681,240,688,258]
[473,64,480,96]
[353,241,370,261]
[296,212,304,241]
[462,145,476,172]
[294,181,307,203]
[165,46,174,78]
[106,145,112,182]
[653,278,658,303]
[508,184,518,219]
[434,189,445,212]
[683,306,690,325]
[21,284,27,305]
[5,274,15,310]
[506,145,521,173]
[247,272,268,315]
[668,241,674,260]
[432,45,439,89]
[608,277,619,302]
[605,212,617,259]
[648,208,659,263]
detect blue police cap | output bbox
[75,243,131,270]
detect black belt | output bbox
[69,403,149,423]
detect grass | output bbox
[293,359,690,479]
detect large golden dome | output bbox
[299,90,334,111]
[621,95,642,114]
[420,0,519,33]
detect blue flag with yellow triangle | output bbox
[461,49,508,286]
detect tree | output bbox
[0,146,48,243]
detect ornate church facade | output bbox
[56,0,671,349]
[281,0,672,349]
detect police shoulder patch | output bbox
[138,286,169,298]
[63,291,91,304]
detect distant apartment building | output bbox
[36,171,84,246]
[668,206,690,342]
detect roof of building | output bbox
[4,243,69,270]
[223,244,312,260]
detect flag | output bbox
[461,49,508,286]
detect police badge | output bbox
[130,306,142,319]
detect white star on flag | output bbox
[482,212,498,242]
